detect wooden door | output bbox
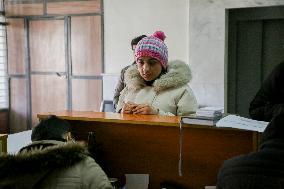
[7,18,28,133]
[6,0,103,133]
[29,18,67,127]
[71,15,102,111]
[227,6,284,117]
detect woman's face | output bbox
[137,56,162,81]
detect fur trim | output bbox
[124,64,145,91]
[124,60,192,92]
[0,141,88,178]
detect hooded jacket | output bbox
[216,113,284,189]
[0,140,113,189]
[116,60,198,116]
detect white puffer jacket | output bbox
[116,60,198,116]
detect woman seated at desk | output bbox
[116,31,198,116]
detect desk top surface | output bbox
[37,111,180,126]
[37,111,257,132]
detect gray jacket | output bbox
[113,64,132,109]
[0,140,113,189]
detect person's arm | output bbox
[175,87,198,116]
[249,62,284,121]
[130,88,198,116]
[113,66,129,109]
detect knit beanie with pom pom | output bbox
[134,31,168,69]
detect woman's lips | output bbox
[143,73,151,77]
[143,74,151,79]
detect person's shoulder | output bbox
[121,62,135,73]
[272,61,284,72]
[271,61,284,79]
[277,61,284,70]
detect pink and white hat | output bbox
[134,31,168,69]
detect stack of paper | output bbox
[216,115,269,132]
[196,106,224,118]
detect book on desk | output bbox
[181,114,222,126]
[181,106,223,126]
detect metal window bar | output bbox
[0,0,8,109]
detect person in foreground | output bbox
[249,61,284,121]
[113,34,147,109]
[216,113,284,189]
[116,31,198,116]
[0,115,113,189]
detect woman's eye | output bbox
[149,60,158,65]
[137,59,144,65]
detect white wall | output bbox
[188,0,284,109]
[104,0,284,108]
[104,0,189,73]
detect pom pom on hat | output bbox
[152,31,166,41]
[135,30,168,69]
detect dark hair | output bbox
[131,35,147,49]
[31,115,71,142]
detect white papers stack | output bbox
[196,106,224,118]
[216,115,269,132]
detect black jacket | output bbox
[249,61,284,121]
[217,113,284,189]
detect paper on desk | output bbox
[216,115,269,132]
[125,174,149,189]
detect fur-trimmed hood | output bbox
[0,140,88,179]
[124,60,192,92]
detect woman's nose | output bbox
[143,63,150,72]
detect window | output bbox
[0,0,8,109]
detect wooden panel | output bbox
[72,79,102,111]
[29,19,65,72]
[71,16,102,76]
[72,122,256,189]
[9,78,27,133]
[0,110,8,133]
[47,0,101,15]
[31,75,67,127]
[0,134,8,154]
[7,18,25,75]
[5,0,44,17]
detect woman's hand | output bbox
[132,104,159,115]
[121,102,137,114]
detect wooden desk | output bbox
[0,134,8,154]
[38,111,259,189]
